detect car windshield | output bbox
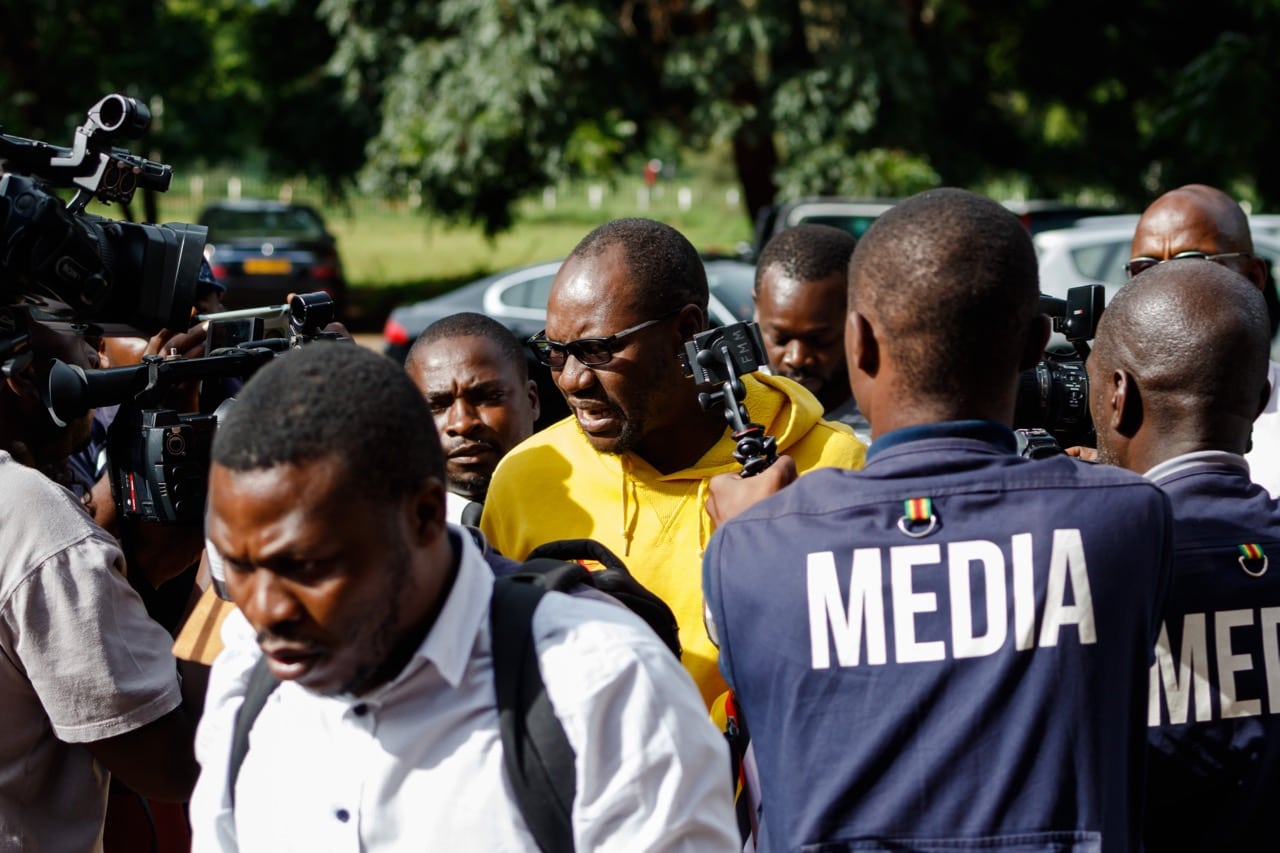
[707,263,756,321]
[203,206,327,240]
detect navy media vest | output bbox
[1144,456,1280,851]
[704,422,1173,853]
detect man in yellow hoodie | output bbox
[481,218,866,706]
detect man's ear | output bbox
[1108,368,1143,437]
[525,379,541,423]
[848,310,879,376]
[1019,314,1052,373]
[1256,377,1272,422]
[1245,255,1271,293]
[675,303,705,339]
[4,358,40,404]
[410,477,448,545]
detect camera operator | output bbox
[479,217,866,707]
[1087,260,1280,850]
[0,311,204,851]
[703,189,1174,850]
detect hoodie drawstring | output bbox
[619,455,637,557]
[696,477,710,557]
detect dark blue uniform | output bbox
[1144,454,1280,851]
[704,421,1173,852]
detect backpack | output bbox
[227,538,680,853]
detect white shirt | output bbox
[190,527,738,852]
[1245,360,1280,498]
[445,489,468,525]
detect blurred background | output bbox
[6,0,1280,339]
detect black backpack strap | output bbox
[490,576,577,853]
[228,655,280,808]
[526,538,627,571]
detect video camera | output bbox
[1,95,347,523]
[1012,283,1106,456]
[46,292,345,524]
[0,93,207,357]
[683,321,779,476]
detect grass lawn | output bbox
[330,186,754,331]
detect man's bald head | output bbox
[848,188,1042,406]
[1089,259,1271,470]
[1130,184,1267,291]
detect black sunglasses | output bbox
[1124,250,1252,278]
[528,310,679,369]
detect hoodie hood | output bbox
[667,371,841,479]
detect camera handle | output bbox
[694,347,778,477]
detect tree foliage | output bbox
[10,0,1280,231]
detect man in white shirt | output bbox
[190,342,737,851]
[1128,184,1280,496]
[404,312,540,525]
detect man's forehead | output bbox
[1133,193,1242,252]
[412,336,518,384]
[547,252,642,333]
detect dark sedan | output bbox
[200,200,346,313]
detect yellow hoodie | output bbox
[481,373,866,706]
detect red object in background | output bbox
[644,158,662,188]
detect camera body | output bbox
[683,321,778,476]
[111,407,219,524]
[684,321,769,389]
[45,292,346,523]
[0,95,205,343]
[1013,284,1106,455]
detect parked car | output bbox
[747,197,898,260]
[199,200,346,313]
[746,196,1119,261]
[383,257,758,430]
[382,257,757,363]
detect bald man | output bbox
[1088,260,1280,851]
[1129,185,1280,496]
[704,189,1173,850]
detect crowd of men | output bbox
[2,180,1279,852]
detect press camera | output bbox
[1012,283,1106,454]
[683,321,778,476]
[45,292,344,524]
[0,93,206,358]
[2,95,347,523]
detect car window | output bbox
[706,265,756,322]
[1070,239,1127,284]
[789,213,881,239]
[203,206,328,240]
[499,272,558,310]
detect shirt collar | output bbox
[1143,450,1250,485]
[866,419,1017,461]
[412,525,494,690]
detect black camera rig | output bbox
[2,95,347,523]
[45,292,346,524]
[1013,283,1106,454]
[684,321,779,476]
[1,93,206,363]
